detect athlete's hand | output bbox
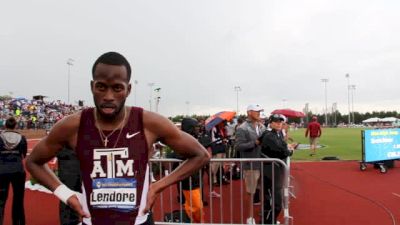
[67,195,91,221]
[144,182,159,213]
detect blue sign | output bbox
[363,128,400,162]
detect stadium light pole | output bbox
[67,58,74,104]
[332,102,337,126]
[134,80,138,106]
[154,87,161,113]
[234,86,241,114]
[350,84,356,124]
[282,98,287,108]
[345,73,351,124]
[321,78,329,126]
[304,103,309,124]
[147,83,155,111]
[185,101,190,116]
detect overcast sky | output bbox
[1,0,400,117]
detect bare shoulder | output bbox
[142,110,180,142]
[47,112,82,147]
[54,112,81,131]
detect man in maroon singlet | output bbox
[26,52,210,225]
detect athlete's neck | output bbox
[95,106,128,131]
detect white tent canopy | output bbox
[380,117,399,122]
[362,117,380,123]
[362,117,399,123]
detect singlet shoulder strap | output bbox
[77,108,95,146]
[128,107,143,130]
[79,108,95,127]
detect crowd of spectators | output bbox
[0,97,83,130]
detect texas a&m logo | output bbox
[90,148,134,178]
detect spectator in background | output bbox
[235,104,266,224]
[17,117,25,130]
[232,116,245,158]
[0,97,83,133]
[56,146,82,225]
[260,114,295,224]
[305,116,322,156]
[281,115,299,149]
[0,117,4,130]
[227,116,246,181]
[0,117,27,225]
[172,118,205,223]
[15,108,21,117]
[210,122,230,189]
[197,119,211,151]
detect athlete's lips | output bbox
[101,107,115,114]
[100,104,117,114]
[100,103,117,109]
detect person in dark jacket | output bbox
[171,118,204,223]
[0,117,27,225]
[56,146,82,225]
[260,114,295,224]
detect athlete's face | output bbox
[91,63,131,120]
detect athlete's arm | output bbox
[26,112,90,219]
[143,111,210,212]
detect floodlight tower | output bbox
[154,87,161,113]
[321,78,329,126]
[234,86,241,114]
[345,74,351,124]
[147,82,155,111]
[350,84,356,124]
[134,80,138,105]
[67,58,74,104]
[185,101,190,116]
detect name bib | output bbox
[90,178,137,212]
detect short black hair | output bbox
[5,117,17,129]
[92,52,131,81]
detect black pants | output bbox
[57,147,82,225]
[263,166,284,224]
[0,172,26,225]
[58,168,81,225]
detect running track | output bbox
[290,161,399,225]
[4,139,399,225]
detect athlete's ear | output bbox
[127,83,132,96]
[90,80,95,93]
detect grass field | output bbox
[23,128,368,161]
[289,127,365,161]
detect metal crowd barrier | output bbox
[149,158,292,225]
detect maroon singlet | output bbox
[76,107,149,225]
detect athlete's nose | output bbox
[103,89,115,102]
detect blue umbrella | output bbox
[205,111,236,131]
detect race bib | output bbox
[90,178,137,212]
